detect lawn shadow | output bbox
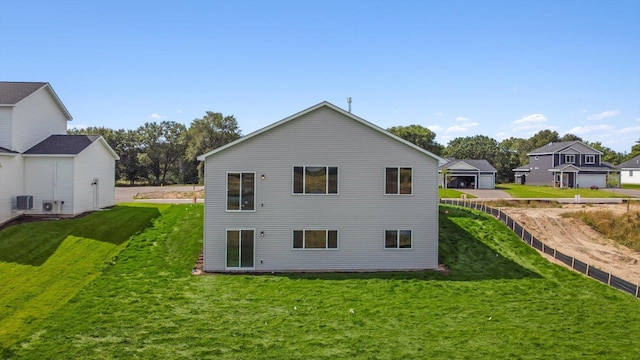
[266,208,541,282]
[0,206,161,266]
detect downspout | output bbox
[53,161,58,200]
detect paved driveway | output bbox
[600,188,640,198]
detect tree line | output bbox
[69,113,637,185]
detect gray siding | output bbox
[203,106,439,271]
[526,154,554,185]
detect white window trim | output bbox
[226,171,257,212]
[291,229,339,250]
[565,154,575,164]
[383,229,413,250]
[585,155,595,164]
[225,228,256,270]
[384,166,414,195]
[292,166,339,195]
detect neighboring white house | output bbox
[0,82,119,226]
[618,155,640,185]
[197,101,444,272]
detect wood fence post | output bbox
[608,268,612,285]
[636,282,639,298]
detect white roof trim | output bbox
[97,136,120,160]
[197,101,446,164]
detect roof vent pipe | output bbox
[347,97,352,113]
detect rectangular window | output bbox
[226,229,254,268]
[385,230,412,249]
[292,230,338,249]
[585,155,595,164]
[630,170,634,177]
[385,167,412,194]
[565,155,575,164]
[293,166,338,194]
[227,172,255,211]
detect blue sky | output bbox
[1,0,638,153]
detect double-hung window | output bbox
[564,154,575,164]
[227,172,255,211]
[385,230,412,249]
[385,167,412,194]
[293,230,338,249]
[585,155,595,164]
[293,166,338,194]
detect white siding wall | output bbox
[621,170,640,185]
[73,141,116,212]
[0,107,13,150]
[24,157,74,214]
[12,88,68,152]
[203,107,439,272]
[0,155,24,224]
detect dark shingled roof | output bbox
[440,159,497,172]
[618,155,640,169]
[23,135,100,155]
[0,146,18,154]
[0,82,47,104]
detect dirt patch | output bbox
[134,189,204,200]
[501,203,640,284]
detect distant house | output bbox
[197,101,444,272]
[513,141,616,188]
[439,158,497,189]
[0,82,119,226]
[618,155,640,185]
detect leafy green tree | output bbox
[498,137,528,183]
[559,133,583,142]
[138,121,187,185]
[525,130,561,152]
[185,112,241,180]
[586,141,623,166]
[387,125,443,155]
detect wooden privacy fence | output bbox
[440,198,640,299]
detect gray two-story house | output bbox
[197,101,444,272]
[513,141,616,188]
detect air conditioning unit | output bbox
[42,200,61,213]
[16,195,33,210]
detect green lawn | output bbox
[2,204,639,358]
[439,188,476,198]
[497,183,629,198]
[0,205,162,352]
[622,184,640,190]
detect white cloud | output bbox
[455,116,468,122]
[176,110,183,114]
[567,124,614,135]
[512,114,547,132]
[617,125,640,134]
[428,125,444,132]
[435,112,444,117]
[445,122,479,133]
[149,113,167,120]
[587,110,620,121]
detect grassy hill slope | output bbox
[3,204,639,359]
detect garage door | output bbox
[577,174,606,188]
[478,174,495,189]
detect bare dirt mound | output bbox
[501,204,640,284]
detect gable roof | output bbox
[197,101,446,164]
[23,135,119,159]
[528,141,602,155]
[0,82,72,120]
[618,155,640,169]
[439,158,497,172]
